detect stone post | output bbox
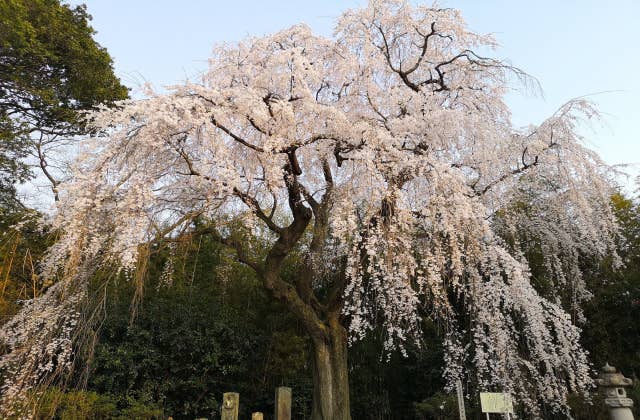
[275,386,292,420]
[596,363,635,420]
[221,392,239,420]
[251,413,264,420]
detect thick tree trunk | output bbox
[310,319,351,420]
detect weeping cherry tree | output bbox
[0,1,620,418]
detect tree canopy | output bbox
[0,0,128,204]
[0,1,623,418]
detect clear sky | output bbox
[68,0,640,188]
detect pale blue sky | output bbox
[69,0,640,187]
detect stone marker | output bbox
[252,413,264,420]
[221,392,239,420]
[596,363,634,420]
[275,386,292,420]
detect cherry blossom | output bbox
[0,1,620,417]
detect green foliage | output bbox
[86,235,312,419]
[0,207,51,320]
[0,0,128,126]
[577,193,640,417]
[348,319,448,419]
[34,387,161,419]
[566,392,608,420]
[0,114,29,208]
[581,193,640,372]
[0,0,128,204]
[413,392,458,420]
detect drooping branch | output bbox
[233,187,284,234]
[210,116,265,153]
[372,16,527,95]
[476,137,558,196]
[178,224,263,274]
[404,22,453,75]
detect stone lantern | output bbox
[596,363,635,420]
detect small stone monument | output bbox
[221,392,240,420]
[596,363,634,420]
[275,386,292,420]
[251,413,264,420]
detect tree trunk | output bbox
[310,318,351,420]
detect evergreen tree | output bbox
[0,0,128,203]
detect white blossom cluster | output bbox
[492,101,621,320]
[0,279,85,418]
[0,0,620,416]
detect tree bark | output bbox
[310,317,352,420]
[232,155,352,417]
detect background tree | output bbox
[85,234,313,419]
[0,0,127,317]
[0,0,128,204]
[0,1,622,419]
[580,193,640,391]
